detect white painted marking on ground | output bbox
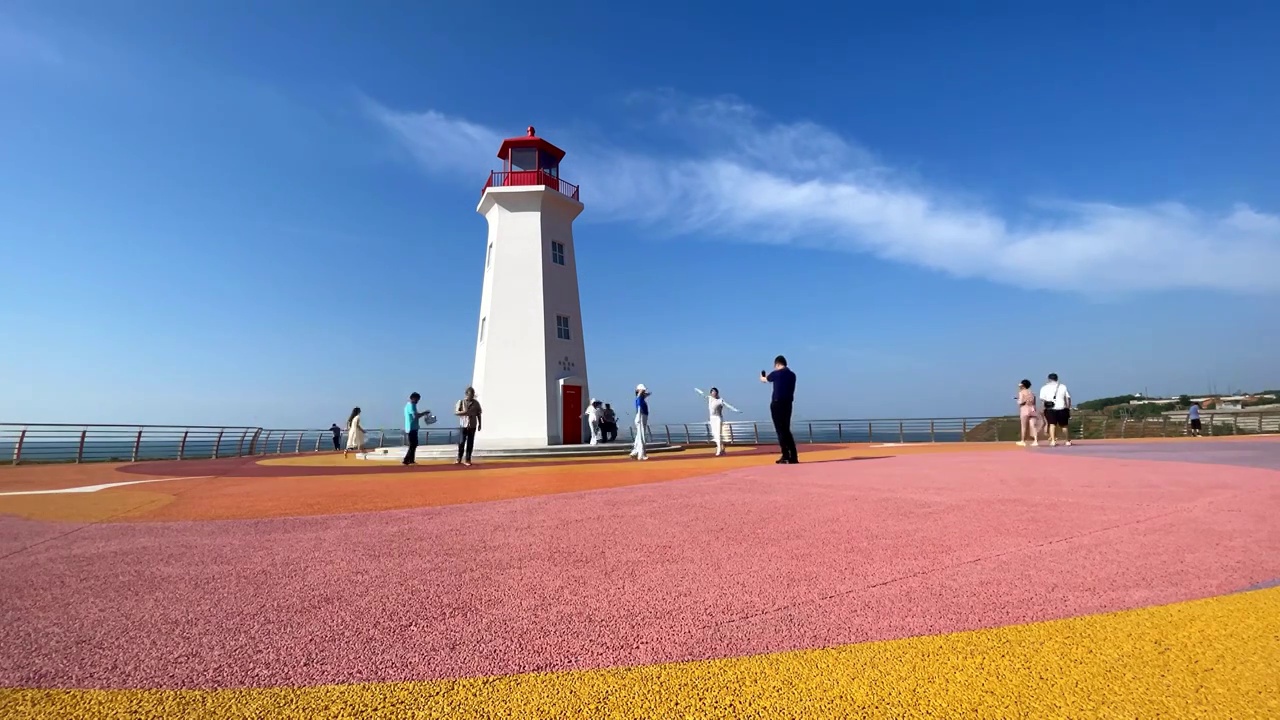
[870,443,908,448]
[0,476,212,496]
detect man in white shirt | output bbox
[1039,373,1072,447]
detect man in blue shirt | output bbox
[403,392,431,465]
[760,355,798,464]
[1187,403,1202,437]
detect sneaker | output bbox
[463,461,472,466]
[1016,441,1026,447]
[1031,441,1040,447]
[1064,441,1072,447]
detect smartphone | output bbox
[760,370,767,378]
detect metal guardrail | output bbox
[3,412,1275,465]
[482,170,580,201]
[0,423,460,465]
[621,412,1280,447]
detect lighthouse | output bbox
[470,127,589,447]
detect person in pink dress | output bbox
[1016,379,1041,447]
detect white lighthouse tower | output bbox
[471,127,589,447]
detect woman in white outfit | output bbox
[343,406,366,459]
[582,399,603,445]
[630,384,651,460]
[696,387,741,456]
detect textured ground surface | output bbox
[1,437,1278,718]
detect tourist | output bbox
[630,384,651,460]
[1016,380,1040,447]
[453,387,482,465]
[760,356,798,464]
[1038,373,1072,447]
[583,399,603,445]
[403,392,431,466]
[343,408,366,459]
[696,387,741,456]
[329,423,342,451]
[1188,402,1202,437]
[602,403,618,442]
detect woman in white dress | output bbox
[343,406,366,459]
[696,387,741,456]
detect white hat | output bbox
[636,383,647,392]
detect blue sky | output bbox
[2,1,1277,429]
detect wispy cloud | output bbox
[0,16,63,67]
[363,92,1280,294]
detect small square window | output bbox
[551,241,565,266]
[478,317,486,343]
[555,315,571,341]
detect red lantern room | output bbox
[481,126,580,201]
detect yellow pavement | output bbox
[4,586,1276,719]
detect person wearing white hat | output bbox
[582,398,603,445]
[630,384,651,460]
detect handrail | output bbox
[4,412,1276,466]
[1,424,461,465]
[482,170,580,201]
[621,412,1280,447]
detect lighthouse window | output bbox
[478,317,486,343]
[551,241,565,266]
[511,148,537,171]
[485,242,493,268]
[555,315,571,340]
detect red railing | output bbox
[482,171,580,201]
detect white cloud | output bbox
[363,93,1280,294]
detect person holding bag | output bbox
[1038,373,1072,447]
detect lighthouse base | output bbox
[357,442,683,462]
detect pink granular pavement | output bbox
[1,451,1277,690]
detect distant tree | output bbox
[1177,394,1191,407]
[1077,394,1143,411]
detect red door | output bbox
[561,385,583,444]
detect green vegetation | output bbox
[1076,395,1142,411]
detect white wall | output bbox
[471,186,587,446]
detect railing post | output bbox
[76,428,87,464]
[994,421,1000,443]
[1233,415,1239,435]
[930,420,936,443]
[867,422,872,442]
[178,430,189,459]
[13,427,27,465]
[1120,420,1126,439]
[898,421,904,444]
[962,418,968,440]
[212,429,225,459]
[753,423,759,444]
[131,427,144,462]
[381,432,388,448]
[1163,416,1169,437]
[682,424,690,443]
[808,423,813,443]
[314,433,322,452]
[237,429,251,457]
[837,422,843,442]
[294,433,303,453]
[274,433,284,454]
[664,426,671,445]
